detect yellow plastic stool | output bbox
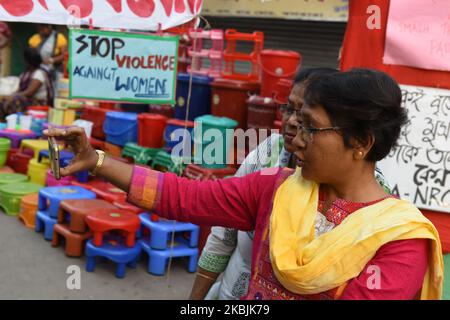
[20,140,49,160]
[27,159,49,185]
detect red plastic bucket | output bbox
[260,50,301,98]
[98,102,116,110]
[211,78,260,129]
[138,113,168,148]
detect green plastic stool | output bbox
[0,182,42,216]
[0,138,11,167]
[0,173,28,186]
[444,254,450,300]
[151,150,187,176]
[122,143,161,165]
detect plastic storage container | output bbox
[164,119,195,154]
[0,138,11,167]
[246,95,277,130]
[193,115,238,169]
[137,114,168,148]
[175,73,213,121]
[103,112,138,147]
[81,106,108,140]
[211,79,260,129]
[259,50,301,98]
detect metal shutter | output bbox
[204,16,346,69]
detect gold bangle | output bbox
[91,150,105,176]
[196,272,216,281]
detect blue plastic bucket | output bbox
[175,73,212,121]
[103,112,138,147]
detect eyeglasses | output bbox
[297,124,341,142]
[279,104,295,116]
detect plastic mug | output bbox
[6,114,17,130]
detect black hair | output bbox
[304,68,408,161]
[294,67,338,84]
[24,47,42,69]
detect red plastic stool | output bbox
[91,181,128,203]
[183,164,237,181]
[0,166,14,173]
[71,178,107,191]
[86,209,141,248]
[113,199,144,215]
[58,199,118,233]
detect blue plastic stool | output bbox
[35,210,58,241]
[85,235,142,279]
[139,213,200,250]
[38,186,96,218]
[139,236,198,276]
[62,159,89,183]
[38,150,74,165]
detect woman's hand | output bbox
[44,127,98,177]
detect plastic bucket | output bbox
[137,114,168,148]
[103,112,138,147]
[193,115,238,169]
[260,50,301,98]
[175,73,212,121]
[164,119,195,153]
[211,78,260,129]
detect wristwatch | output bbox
[90,150,106,176]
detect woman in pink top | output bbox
[46,69,443,299]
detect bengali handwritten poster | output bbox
[378,84,450,213]
[69,29,179,104]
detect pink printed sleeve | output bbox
[127,165,280,231]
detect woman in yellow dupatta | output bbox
[45,69,443,299]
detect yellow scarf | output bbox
[269,168,444,299]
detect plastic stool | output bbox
[0,166,14,173]
[27,158,49,186]
[183,164,236,181]
[139,236,198,276]
[85,235,141,279]
[0,182,41,216]
[35,210,58,240]
[18,193,39,228]
[122,143,160,165]
[86,209,141,247]
[151,150,187,176]
[112,200,144,215]
[20,139,50,160]
[38,186,97,219]
[46,170,75,187]
[0,173,28,185]
[52,223,92,257]
[91,182,127,203]
[58,199,117,233]
[139,213,199,250]
[38,150,74,165]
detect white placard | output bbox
[0,0,202,31]
[378,84,450,213]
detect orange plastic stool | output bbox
[0,166,14,173]
[18,193,39,228]
[58,199,118,233]
[113,200,144,215]
[52,223,92,257]
[91,181,127,203]
[86,209,141,248]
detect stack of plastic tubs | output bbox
[187,28,224,78]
